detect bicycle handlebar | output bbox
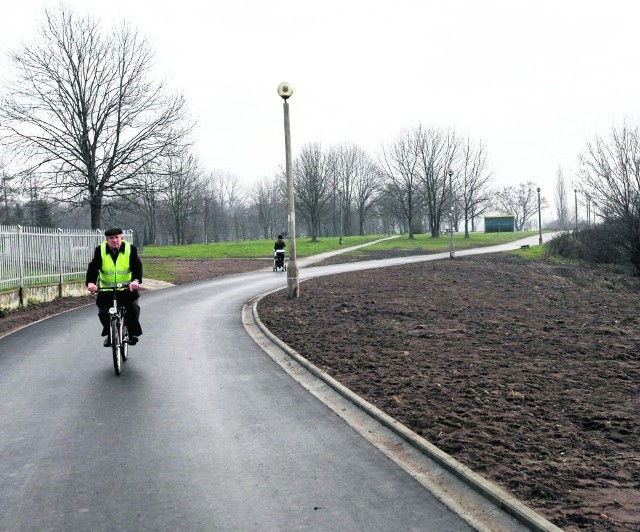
[98,282,131,292]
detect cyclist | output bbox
[86,227,143,347]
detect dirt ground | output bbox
[2,253,639,531]
[258,253,640,531]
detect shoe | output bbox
[129,336,138,345]
[103,337,111,347]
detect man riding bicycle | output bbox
[86,227,143,347]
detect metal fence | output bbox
[0,225,133,292]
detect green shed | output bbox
[484,213,515,233]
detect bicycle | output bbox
[100,284,131,376]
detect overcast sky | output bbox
[1,0,639,217]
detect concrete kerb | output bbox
[243,288,562,532]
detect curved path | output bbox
[0,235,558,531]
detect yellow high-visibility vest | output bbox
[99,241,132,289]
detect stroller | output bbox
[273,250,286,272]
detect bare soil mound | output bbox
[257,253,640,531]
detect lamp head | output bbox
[277,82,294,100]
[537,187,541,192]
[447,168,454,177]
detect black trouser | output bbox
[96,291,142,337]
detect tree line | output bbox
[0,5,538,244]
[0,5,638,273]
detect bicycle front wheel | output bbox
[111,319,122,376]
[121,325,129,362]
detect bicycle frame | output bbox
[100,283,130,375]
[108,298,127,347]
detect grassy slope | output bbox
[141,231,541,259]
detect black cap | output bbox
[104,227,123,237]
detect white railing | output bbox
[0,225,133,292]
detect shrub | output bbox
[547,225,627,266]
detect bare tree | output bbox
[161,151,204,244]
[555,166,570,231]
[200,172,220,244]
[352,154,384,236]
[204,170,244,242]
[578,121,640,273]
[0,159,17,224]
[415,126,459,237]
[379,128,422,239]
[373,185,402,234]
[230,202,251,241]
[494,181,540,231]
[459,137,492,237]
[0,6,191,229]
[330,144,383,236]
[294,143,332,241]
[250,176,281,240]
[135,166,162,244]
[330,144,358,236]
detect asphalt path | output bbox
[0,234,556,531]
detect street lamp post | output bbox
[448,168,455,259]
[338,189,343,245]
[537,187,542,245]
[574,188,578,231]
[277,82,299,299]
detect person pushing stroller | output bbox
[273,234,286,271]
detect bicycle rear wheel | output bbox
[111,319,122,376]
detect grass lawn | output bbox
[343,230,541,255]
[141,231,542,260]
[141,235,383,259]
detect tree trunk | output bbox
[358,205,365,235]
[344,207,351,237]
[464,207,470,238]
[310,214,319,241]
[407,214,415,239]
[90,194,102,230]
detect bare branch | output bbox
[0,5,192,229]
